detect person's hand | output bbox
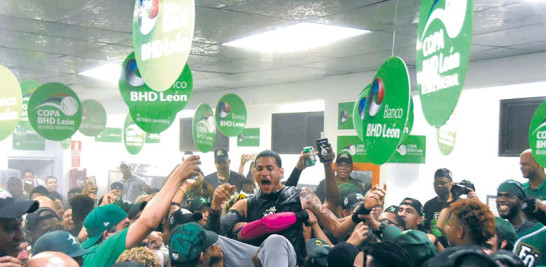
[306,210,318,225]
[535,199,546,213]
[240,154,252,165]
[0,256,23,267]
[466,188,479,200]
[100,190,118,206]
[323,143,335,163]
[295,150,313,170]
[364,184,386,210]
[145,231,164,250]
[180,178,196,193]
[173,155,201,182]
[209,244,224,260]
[347,222,369,246]
[211,183,235,211]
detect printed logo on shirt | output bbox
[516,243,540,267]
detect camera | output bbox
[450,179,475,198]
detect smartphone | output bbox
[316,138,329,163]
[86,176,97,186]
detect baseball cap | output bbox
[494,217,517,249]
[327,242,359,267]
[82,204,128,248]
[497,179,527,200]
[341,192,365,210]
[214,148,229,163]
[33,230,90,257]
[335,152,353,165]
[400,197,424,216]
[382,226,437,266]
[188,197,211,212]
[127,201,147,220]
[169,222,218,263]
[169,208,203,230]
[110,182,124,191]
[0,196,39,219]
[383,205,399,214]
[305,238,331,267]
[25,207,60,231]
[434,168,453,180]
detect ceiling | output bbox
[1,0,546,104]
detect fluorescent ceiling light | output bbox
[223,22,370,53]
[79,63,121,83]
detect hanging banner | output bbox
[119,52,193,133]
[338,102,355,130]
[388,135,426,164]
[192,103,216,152]
[123,114,146,155]
[95,128,122,143]
[28,83,82,141]
[12,128,45,151]
[215,93,247,137]
[132,0,195,92]
[0,66,22,141]
[529,100,546,167]
[356,57,411,165]
[437,112,457,155]
[79,100,107,136]
[416,0,473,127]
[19,80,41,131]
[237,128,260,147]
[337,135,371,163]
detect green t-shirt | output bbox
[523,180,546,200]
[82,227,129,267]
[513,223,546,267]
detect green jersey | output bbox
[513,222,546,267]
[82,227,129,267]
[523,180,546,200]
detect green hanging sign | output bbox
[357,57,411,165]
[529,100,546,167]
[337,135,371,163]
[95,128,122,143]
[388,135,426,164]
[60,138,71,150]
[79,100,107,137]
[123,114,146,155]
[132,0,195,92]
[353,85,371,142]
[0,66,22,141]
[119,52,193,133]
[215,93,247,137]
[19,80,41,131]
[237,128,260,147]
[27,83,82,141]
[437,112,457,155]
[192,103,216,153]
[416,0,473,127]
[338,102,355,130]
[12,129,45,151]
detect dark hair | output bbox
[7,177,22,185]
[450,198,495,246]
[48,191,63,202]
[255,150,282,167]
[364,241,413,267]
[434,168,453,180]
[68,187,83,195]
[69,195,95,228]
[30,185,50,198]
[45,176,57,182]
[327,242,359,267]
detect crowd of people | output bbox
[1,146,546,267]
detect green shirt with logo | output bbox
[513,222,546,267]
[82,227,129,267]
[524,180,546,200]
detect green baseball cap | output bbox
[188,197,211,212]
[382,225,437,266]
[82,204,128,248]
[169,222,218,263]
[33,230,90,257]
[494,217,517,248]
[339,183,360,200]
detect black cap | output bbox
[434,168,452,180]
[335,152,353,165]
[341,192,365,210]
[168,208,203,229]
[400,197,424,216]
[110,182,124,191]
[0,197,39,219]
[25,207,60,231]
[214,148,229,162]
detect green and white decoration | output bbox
[215,93,247,137]
[79,100,107,137]
[529,100,546,167]
[238,128,260,147]
[123,114,146,155]
[193,103,216,152]
[338,102,355,130]
[0,65,22,141]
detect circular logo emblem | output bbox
[368,77,385,117]
[138,0,160,35]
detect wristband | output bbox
[354,204,372,215]
[373,222,388,238]
[351,213,362,223]
[294,210,309,224]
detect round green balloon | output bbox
[60,138,71,150]
[417,0,473,127]
[20,80,41,131]
[529,100,546,167]
[132,0,195,91]
[0,65,22,141]
[436,112,457,155]
[215,94,247,137]
[28,83,82,141]
[119,52,193,133]
[358,57,410,165]
[353,84,371,142]
[123,113,146,155]
[193,103,216,153]
[79,100,107,136]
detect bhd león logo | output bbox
[138,0,160,35]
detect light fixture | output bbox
[78,63,121,83]
[223,22,370,53]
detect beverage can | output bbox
[303,146,315,166]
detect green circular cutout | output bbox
[20,80,41,131]
[123,113,146,155]
[353,84,371,142]
[416,0,473,127]
[0,65,22,141]
[437,112,457,155]
[529,100,546,167]
[28,83,82,141]
[119,52,193,133]
[358,57,410,165]
[60,138,71,150]
[215,93,247,137]
[132,0,195,92]
[79,100,107,136]
[193,103,216,153]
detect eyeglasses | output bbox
[380,219,400,227]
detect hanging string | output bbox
[391,0,399,57]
